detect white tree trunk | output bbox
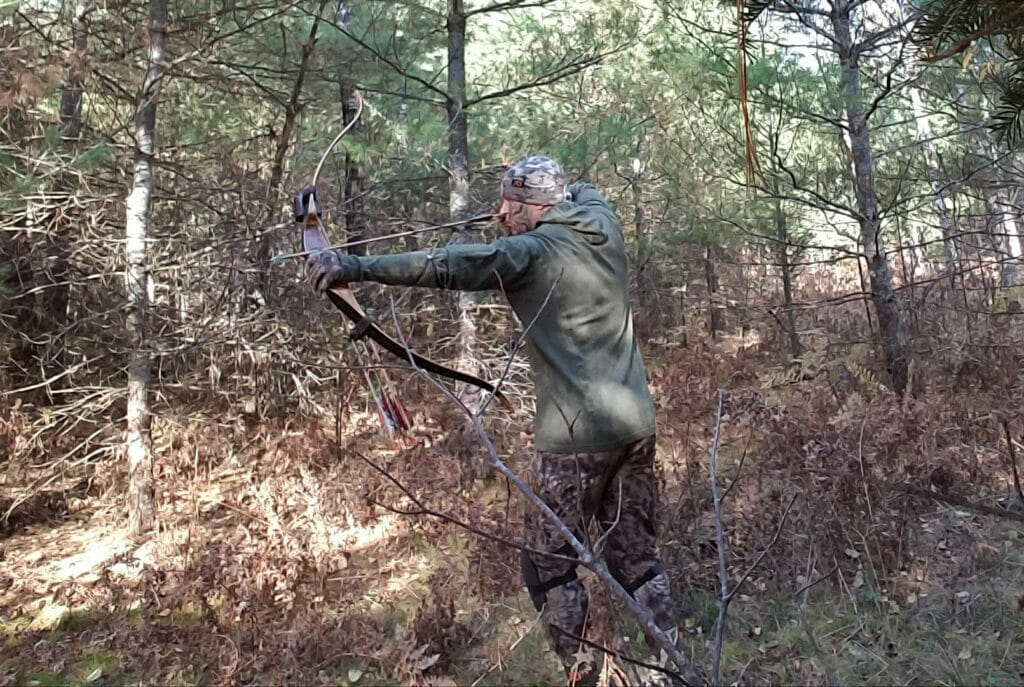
[124,0,165,536]
[909,85,958,273]
[994,188,1022,287]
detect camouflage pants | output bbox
[521,434,676,668]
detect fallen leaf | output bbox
[957,647,972,661]
[28,603,69,632]
[414,652,440,672]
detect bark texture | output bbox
[831,0,909,395]
[124,0,166,535]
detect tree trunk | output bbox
[59,1,89,139]
[124,0,166,536]
[446,0,482,390]
[342,85,367,255]
[909,85,958,282]
[773,197,801,357]
[705,244,723,337]
[257,14,321,299]
[44,0,92,396]
[631,147,654,313]
[446,0,471,227]
[831,1,908,395]
[975,72,1022,288]
[994,188,1022,287]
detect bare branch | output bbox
[464,0,559,19]
[918,4,1024,64]
[327,24,447,102]
[467,52,609,108]
[709,389,797,686]
[792,566,841,687]
[1001,421,1024,511]
[467,413,703,685]
[708,389,728,687]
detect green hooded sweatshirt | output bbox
[347,182,656,453]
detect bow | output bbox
[297,91,510,431]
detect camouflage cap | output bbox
[500,155,569,206]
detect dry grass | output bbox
[3,294,1024,685]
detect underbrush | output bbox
[3,298,1024,685]
[672,514,1024,685]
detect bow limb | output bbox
[303,214,512,411]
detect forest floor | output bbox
[3,329,1024,686]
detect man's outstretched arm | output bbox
[307,236,539,294]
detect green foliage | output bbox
[0,173,41,213]
[0,262,12,298]
[71,144,113,171]
[914,0,1020,47]
[43,125,61,150]
[991,61,1024,143]
[0,149,16,176]
[913,0,1024,144]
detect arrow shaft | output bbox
[273,213,496,262]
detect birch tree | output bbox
[124,0,166,535]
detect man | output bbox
[305,156,677,683]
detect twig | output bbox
[856,417,874,523]
[469,615,542,687]
[793,565,839,599]
[467,413,703,685]
[380,270,563,418]
[708,388,797,687]
[720,432,752,502]
[1001,420,1024,511]
[918,4,1024,64]
[709,389,729,687]
[592,479,624,556]
[792,565,841,687]
[1,355,103,395]
[804,467,1024,523]
[208,499,270,528]
[353,450,577,565]
[726,494,797,599]
[550,627,689,683]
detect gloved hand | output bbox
[306,250,361,293]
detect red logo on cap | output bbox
[512,179,524,187]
